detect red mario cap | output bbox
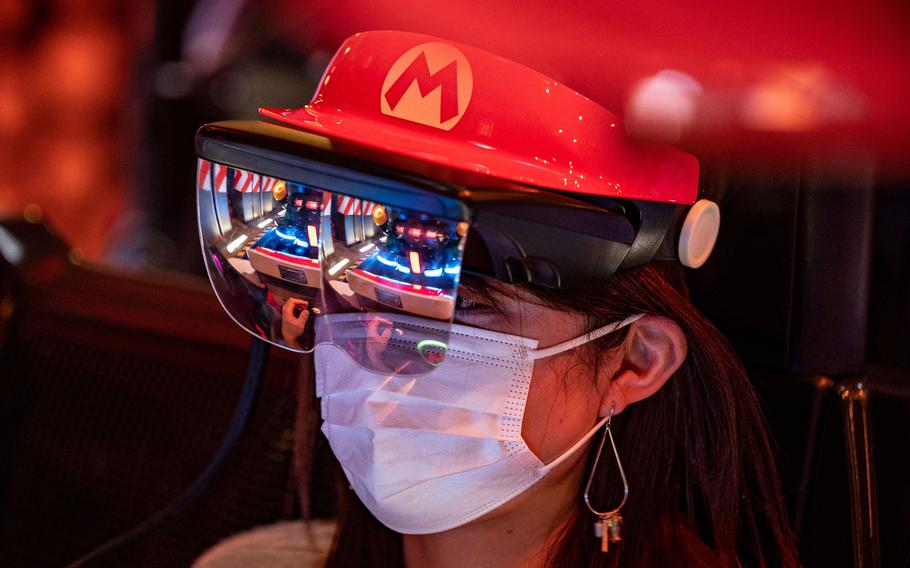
[260,30,698,205]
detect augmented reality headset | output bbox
[195,31,717,371]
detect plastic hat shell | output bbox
[260,31,698,205]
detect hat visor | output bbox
[259,106,562,190]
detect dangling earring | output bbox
[583,401,629,553]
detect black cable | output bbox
[66,338,271,567]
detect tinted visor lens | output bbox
[198,159,468,367]
[320,192,467,373]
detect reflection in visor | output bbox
[314,312,456,376]
[248,182,325,289]
[317,196,468,372]
[199,160,324,351]
[321,198,466,322]
[198,158,469,365]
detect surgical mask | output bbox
[314,312,644,534]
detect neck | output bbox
[402,458,585,568]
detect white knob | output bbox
[678,199,720,268]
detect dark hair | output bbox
[318,262,799,567]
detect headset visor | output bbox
[197,158,467,371]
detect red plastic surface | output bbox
[270,1,910,173]
[255,247,321,267]
[350,268,448,297]
[260,31,698,204]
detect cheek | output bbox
[520,354,602,463]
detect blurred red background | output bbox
[1,0,908,264]
[1,3,908,566]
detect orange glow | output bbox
[372,205,387,225]
[408,251,422,274]
[408,228,423,238]
[740,65,862,132]
[426,230,438,239]
[272,180,287,201]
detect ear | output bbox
[599,315,687,417]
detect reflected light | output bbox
[0,226,24,265]
[257,218,274,228]
[226,234,248,253]
[307,224,319,246]
[409,251,422,274]
[626,69,702,142]
[210,252,224,275]
[740,65,864,132]
[23,204,43,224]
[359,242,376,252]
[275,229,309,248]
[376,254,397,267]
[328,258,350,276]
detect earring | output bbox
[583,401,629,553]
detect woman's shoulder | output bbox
[193,519,336,568]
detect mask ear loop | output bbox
[525,314,644,361]
[583,401,629,553]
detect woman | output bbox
[194,30,799,567]
[197,262,798,567]
[319,264,799,567]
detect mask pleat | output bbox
[323,388,522,439]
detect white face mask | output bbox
[314,312,644,535]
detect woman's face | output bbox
[453,279,615,464]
